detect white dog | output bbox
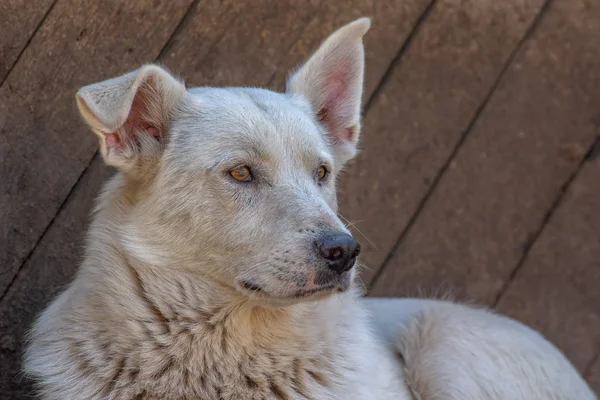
[24,18,595,400]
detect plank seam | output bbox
[491,134,600,308]
[157,0,203,61]
[368,0,554,291]
[363,0,437,114]
[265,10,321,88]
[0,0,59,88]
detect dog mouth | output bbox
[241,281,264,292]
[239,280,344,299]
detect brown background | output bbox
[1,0,599,397]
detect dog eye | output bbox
[230,165,252,182]
[317,165,329,181]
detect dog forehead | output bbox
[170,87,330,165]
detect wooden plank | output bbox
[0,1,434,394]
[0,0,194,297]
[337,0,547,282]
[371,0,600,304]
[495,155,600,370]
[0,0,55,83]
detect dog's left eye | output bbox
[230,165,252,182]
[317,165,329,182]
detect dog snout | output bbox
[315,232,361,274]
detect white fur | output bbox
[24,18,595,400]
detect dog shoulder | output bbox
[24,286,104,399]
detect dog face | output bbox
[76,18,370,305]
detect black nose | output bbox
[315,233,361,274]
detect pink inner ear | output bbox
[105,133,120,148]
[317,61,355,143]
[104,88,161,153]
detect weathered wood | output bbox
[496,154,600,371]
[371,0,600,303]
[337,0,547,282]
[0,0,55,83]
[0,0,194,297]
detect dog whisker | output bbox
[242,261,273,274]
[358,262,372,272]
[339,214,379,251]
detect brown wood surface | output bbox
[0,0,55,83]
[1,0,599,397]
[371,0,600,308]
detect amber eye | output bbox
[317,165,329,181]
[230,165,252,182]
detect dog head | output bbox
[77,18,370,305]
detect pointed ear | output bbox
[76,64,187,174]
[287,17,370,165]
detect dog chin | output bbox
[236,275,351,305]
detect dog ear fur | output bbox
[76,64,186,174]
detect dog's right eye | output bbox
[229,165,252,182]
[317,165,329,182]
